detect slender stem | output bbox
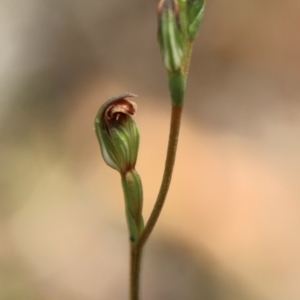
[137,106,183,248]
[138,40,193,248]
[129,41,194,300]
[130,245,142,300]
[130,107,182,300]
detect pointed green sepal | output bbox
[95,93,140,174]
[186,0,206,40]
[157,0,185,72]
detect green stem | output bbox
[130,107,182,300]
[138,40,193,248]
[137,105,183,248]
[130,245,142,300]
[129,41,194,300]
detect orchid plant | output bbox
[94,1,205,299]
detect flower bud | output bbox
[95,93,140,174]
[157,0,185,72]
[186,0,205,40]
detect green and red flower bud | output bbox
[95,93,144,243]
[95,93,140,174]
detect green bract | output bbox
[95,93,140,174]
[186,0,206,40]
[157,0,185,72]
[121,170,144,244]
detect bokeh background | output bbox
[1,0,300,299]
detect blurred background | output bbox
[1,0,300,299]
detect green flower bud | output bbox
[157,0,185,72]
[95,93,140,174]
[186,0,205,40]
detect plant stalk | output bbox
[138,41,193,249]
[130,107,182,300]
[130,41,194,300]
[130,244,142,300]
[138,105,183,248]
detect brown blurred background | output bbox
[1,0,300,299]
